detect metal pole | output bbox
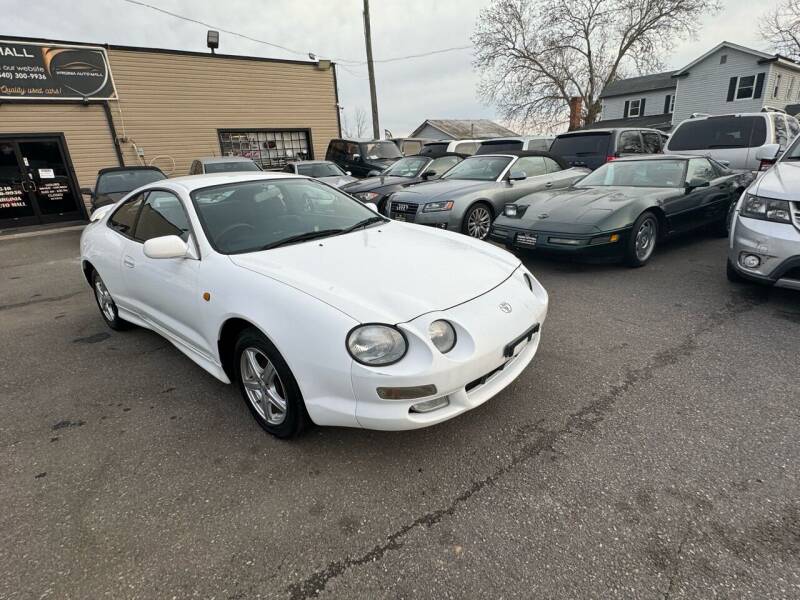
[363,0,380,139]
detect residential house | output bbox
[595,42,800,131]
[410,119,517,140]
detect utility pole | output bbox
[362,0,380,139]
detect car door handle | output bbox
[544,182,554,188]
[123,256,135,269]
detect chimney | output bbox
[568,96,583,131]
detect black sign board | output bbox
[0,40,116,100]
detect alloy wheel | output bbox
[467,206,491,239]
[240,347,288,425]
[94,279,116,322]
[634,217,656,262]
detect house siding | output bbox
[413,124,449,139]
[671,47,770,126]
[601,88,676,120]
[764,64,800,109]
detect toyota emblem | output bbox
[499,302,512,313]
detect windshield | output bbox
[383,156,430,177]
[550,133,611,156]
[191,178,381,254]
[204,161,261,174]
[578,160,687,188]
[359,142,402,160]
[96,169,165,195]
[668,116,767,150]
[442,156,512,181]
[296,163,345,177]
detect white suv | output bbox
[727,136,800,289]
[666,112,800,173]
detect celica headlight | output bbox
[347,324,407,365]
[428,320,456,354]
[741,194,791,223]
[423,200,454,212]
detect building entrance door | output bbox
[0,135,85,228]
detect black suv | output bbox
[550,128,665,170]
[82,166,167,212]
[325,138,402,177]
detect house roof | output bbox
[673,41,774,77]
[410,119,517,139]
[582,113,674,132]
[600,71,676,99]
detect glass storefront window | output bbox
[218,129,312,169]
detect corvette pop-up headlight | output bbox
[741,194,791,223]
[347,325,407,365]
[423,200,454,212]
[428,320,456,353]
[504,204,527,218]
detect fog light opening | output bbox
[740,253,761,269]
[409,396,450,414]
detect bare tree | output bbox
[760,0,800,61]
[342,107,370,138]
[473,0,720,131]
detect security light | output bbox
[207,30,219,54]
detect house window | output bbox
[629,99,642,117]
[669,94,675,113]
[720,54,728,65]
[218,129,311,169]
[788,77,796,101]
[773,74,782,99]
[735,76,756,100]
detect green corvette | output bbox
[490,155,754,267]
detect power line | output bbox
[119,0,472,66]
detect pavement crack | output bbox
[664,528,690,600]
[0,290,83,312]
[285,290,767,599]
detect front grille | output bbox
[390,201,419,222]
[465,363,506,393]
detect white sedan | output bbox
[80,172,548,438]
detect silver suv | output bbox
[666,111,800,173]
[727,136,800,290]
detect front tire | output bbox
[91,272,129,330]
[462,202,493,240]
[234,328,308,439]
[625,212,658,267]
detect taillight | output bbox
[759,159,776,172]
[606,155,617,163]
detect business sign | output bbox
[0,40,116,100]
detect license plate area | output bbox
[503,323,540,358]
[516,232,538,247]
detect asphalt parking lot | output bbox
[1,227,798,599]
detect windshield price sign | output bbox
[0,40,117,100]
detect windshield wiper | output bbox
[341,216,386,234]
[260,229,343,250]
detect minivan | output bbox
[325,138,402,177]
[549,128,665,170]
[666,112,800,173]
[418,139,484,156]
[475,136,554,154]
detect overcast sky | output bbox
[4,0,784,136]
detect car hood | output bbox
[229,221,520,324]
[508,186,671,232]
[342,175,417,194]
[752,160,800,201]
[389,179,495,202]
[318,175,357,188]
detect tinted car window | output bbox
[401,141,422,155]
[774,114,789,147]
[618,131,643,153]
[668,116,767,150]
[512,156,547,177]
[135,190,191,242]
[787,116,800,140]
[476,141,522,154]
[453,141,480,155]
[550,133,611,156]
[108,193,144,236]
[297,163,345,177]
[419,142,449,156]
[360,142,402,160]
[204,161,260,174]
[642,132,662,153]
[526,139,552,152]
[96,169,165,195]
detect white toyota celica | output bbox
[80,172,548,438]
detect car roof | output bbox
[163,171,307,193]
[197,156,257,164]
[556,128,663,136]
[613,154,699,162]
[482,136,554,142]
[287,160,334,166]
[97,166,164,176]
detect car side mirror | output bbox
[509,170,527,181]
[367,170,380,177]
[80,187,93,196]
[755,143,781,162]
[685,178,710,193]
[143,235,189,259]
[345,171,352,176]
[421,170,437,180]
